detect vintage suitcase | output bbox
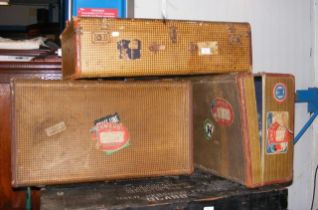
[11,79,193,187]
[193,73,294,188]
[0,61,61,210]
[61,17,252,79]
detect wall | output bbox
[313,0,318,208]
[135,0,315,209]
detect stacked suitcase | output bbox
[10,17,295,192]
[192,73,294,187]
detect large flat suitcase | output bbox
[0,62,61,210]
[11,79,193,187]
[193,73,294,188]
[61,18,252,79]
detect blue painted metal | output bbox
[294,88,318,144]
[296,88,318,113]
[294,110,318,144]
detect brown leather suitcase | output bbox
[0,61,61,210]
[193,73,294,188]
[11,79,193,187]
[61,17,252,79]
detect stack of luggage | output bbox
[10,17,294,194]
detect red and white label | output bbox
[267,122,291,144]
[266,111,291,154]
[211,98,234,126]
[78,8,118,18]
[96,122,129,151]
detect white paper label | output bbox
[204,207,214,210]
[45,122,66,137]
[100,131,125,144]
[197,41,218,56]
[112,31,120,37]
[200,47,212,55]
[216,107,231,121]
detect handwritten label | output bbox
[45,122,66,137]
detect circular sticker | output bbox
[273,82,287,103]
[97,122,129,151]
[203,119,214,140]
[210,98,234,126]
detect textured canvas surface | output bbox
[193,73,294,188]
[61,18,252,79]
[11,79,193,187]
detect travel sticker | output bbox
[90,113,130,155]
[210,98,234,126]
[273,82,287,103]
[266,111,292,154]
[117,39,141,60]
[197,41,219,56]
[203,119,214,140]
